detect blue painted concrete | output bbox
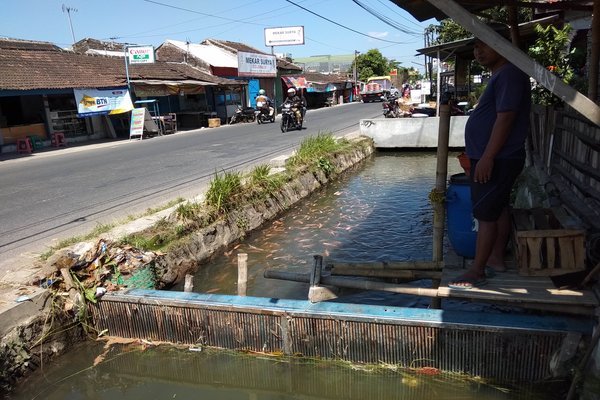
[120,289,594,334]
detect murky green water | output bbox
[12,341,565,400]
[9,153,568,399]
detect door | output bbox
[248,79,260,108]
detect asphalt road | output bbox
[0,102,383,270]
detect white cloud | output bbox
[367,31,389,39]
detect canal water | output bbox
[9,152,567,400]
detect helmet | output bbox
[287,88,296,96]
[258,89,266,95]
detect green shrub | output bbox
[204,170,243,215]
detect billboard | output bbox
[74,88,134,117]
[127,46,155,64]
[264,26,304,47]
[237,52,277,77]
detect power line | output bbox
[351,0,421,36]
[283,0,413,44]
[142,0,265,26]
[372,0,424,29]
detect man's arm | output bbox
[473,111,517,183]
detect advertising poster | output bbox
[74,88,134,117]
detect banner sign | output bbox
[264,26,304,46]
[127,46,155,64]
[74,88,134,117]
[129,108,146,139]
[237,52,277,77]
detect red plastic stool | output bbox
[51,132,67,147]
[16,138,33,154]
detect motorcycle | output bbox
[280,102,302,133]
[382,95,400,118]
[255,101,275,124]
[229,105,256,124]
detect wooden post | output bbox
[237,253,248,296]
[431,102,452,309]
[184,274,194,292]
[308,254,339,303]
[589,0,600,102]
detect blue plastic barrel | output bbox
[446,173,477,258]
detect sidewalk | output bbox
[0,137,131,163]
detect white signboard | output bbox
[264,26,304,47]
[421,81,431,95]
[237,52,277,77]
[74,88,134,117]
[127,46,155,64]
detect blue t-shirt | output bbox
[465,63,531,159]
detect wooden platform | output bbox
[439,267,599,315]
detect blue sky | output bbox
[0,0,437,72]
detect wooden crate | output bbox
[208,118,221,128]
[512,208,586,276]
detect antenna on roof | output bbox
[185,37,191,64]
[62,4,78,46]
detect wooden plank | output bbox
[546,237,556,269]
[559,237,576,270]
[516,229,585,238]
[574,236,586,268]
[551,206,583,230]
[439,269,598,307]
[425,0,600,125]
[527,237,543,269]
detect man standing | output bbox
[449,36,531,289]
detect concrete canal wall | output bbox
[359,116,467,148]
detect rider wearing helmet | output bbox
[255,89,274,117]
[284,87,304,124]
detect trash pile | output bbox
[36,239,163,310]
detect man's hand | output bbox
[474,156,494,183]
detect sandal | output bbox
[448,275,488,290]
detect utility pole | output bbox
[353,50,360,102]
[62,4,77,46]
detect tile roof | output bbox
[0,48,240,91]
[0,37,62,51]
[202,38,302,71]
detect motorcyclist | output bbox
[255,89,274,118]
[283,87,303,124]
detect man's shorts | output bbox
[469,157,525,222]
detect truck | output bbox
[361,76,392,102]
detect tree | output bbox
[425,6,532,46]
[527,24,581,105]
[351,49,399,81]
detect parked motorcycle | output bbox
[382,96,400,118]
[229,105,256,124]
[255,101,275,124]
[280,102,302,133]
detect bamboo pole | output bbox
[331,266,442,280]
[264,269,439,298]
[431,102,452,309]
[326,261,443,271]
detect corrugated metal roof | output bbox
[165,40,238,68]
